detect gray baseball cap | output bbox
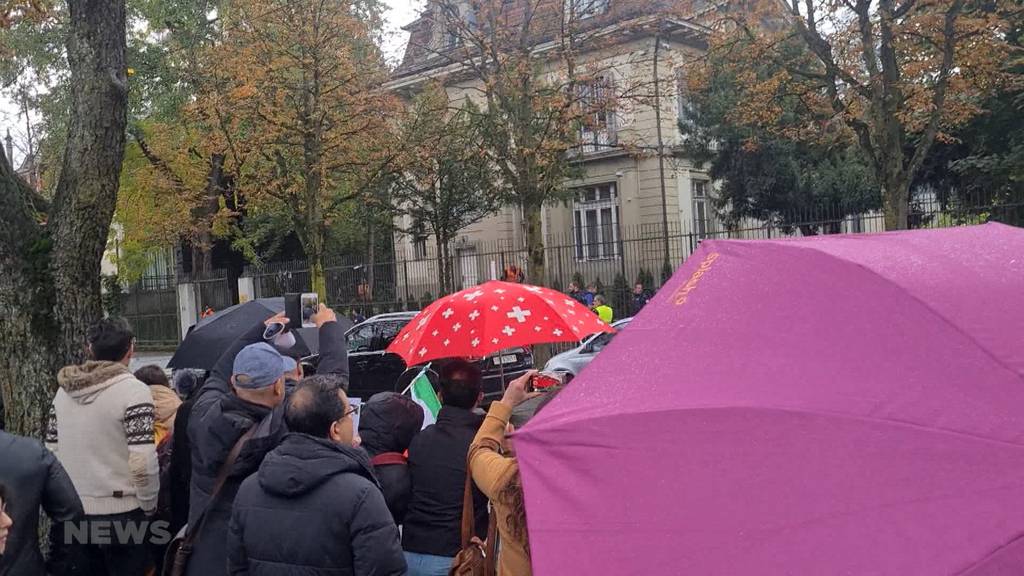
[232,342,297,389]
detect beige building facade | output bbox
[387,2,722,295]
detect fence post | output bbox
[177,282,198,339]
[238,276,255,303]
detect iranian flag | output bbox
[408,367,441,428]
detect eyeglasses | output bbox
[342,404,359,420]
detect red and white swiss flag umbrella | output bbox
[387,281,615,365]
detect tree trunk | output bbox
[524,202,546,287]
[366,218,375,303]
[309,229,328,302]
[882,171,912,231]
[435,230,448,295]
[192,153,226,274]
[0,0,127,437]
[0,145,59,438]
[523,202,550,367]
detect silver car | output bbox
[543,318,632,381]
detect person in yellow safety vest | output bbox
[592,295,613,324]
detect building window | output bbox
[444,29,462,50]
[692,179,713,239]
[438,3,468,50]
[577,76,616,155]
[573,183,619,261]
[411,219,428,260]
[567,0,609,20]
[677,69,694,131]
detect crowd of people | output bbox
[0,303,556,576]
[567,281,652,321]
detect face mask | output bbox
[274,331,296,350]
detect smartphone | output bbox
[263,321,287,341]
[300,293,319,328]
[529,371,566,391]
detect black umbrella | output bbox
[168,298,317,370]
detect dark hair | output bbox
[285,377,347,438]
[439,359,482,409]
[87,317,134,362]
[134,365,170,388]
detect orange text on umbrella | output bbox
[673,252,720,306]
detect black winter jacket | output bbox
[358,392,423,524]
[227,433,405,576]
[185,319,350,576]
[0,430,83,576]
[402,406,487,557]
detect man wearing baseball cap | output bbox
[184,318,305,576]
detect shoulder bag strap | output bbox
[484,501,498,576]
[182,425,257,546]
[459,462,477,548]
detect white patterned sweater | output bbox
[46,361,159,516]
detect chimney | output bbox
[4,130,12,166]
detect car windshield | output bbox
[347,324,375,353]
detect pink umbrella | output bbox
[516,223,1024,576]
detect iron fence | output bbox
[240,194,1024,327]
[185,270,235,322]
[120,275,179,348]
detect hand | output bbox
[264,312,288,327]
[312,304,337,327]
[501,371,539,408]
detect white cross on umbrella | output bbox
[442,307,454,319]
[463,290,485,301]
[502,325,516,337]
[507,306,532,323]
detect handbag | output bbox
[161,426,256,576]
[449,462,497,576]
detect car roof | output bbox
[359,311,420,323]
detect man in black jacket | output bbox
[185,305,349,576]
[0,429,83,576]
[402,360,487,576]
[227,377,406,575]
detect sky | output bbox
[1,0,426,167]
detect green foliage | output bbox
[682,45,881,234]
[661,260,673,286]
[636,268,654,290]
[571,271,585,289]
[611,272,630,316]
[100,274,124,317]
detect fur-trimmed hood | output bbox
[57,361,134,404]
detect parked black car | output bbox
[342,312,534,401]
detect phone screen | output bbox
[300,293,319,328]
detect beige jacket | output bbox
[469,402,531,576]
[149,384,182,444]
